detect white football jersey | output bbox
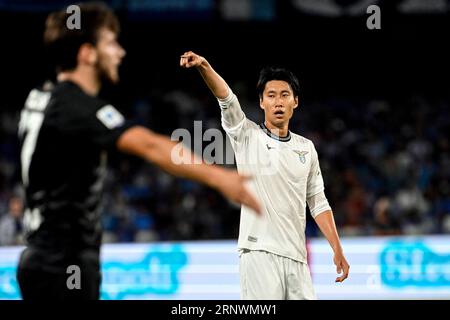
[219,90,330,263]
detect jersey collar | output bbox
[259,123,291,142]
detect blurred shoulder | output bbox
[50,81,106,111]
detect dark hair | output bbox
[44,2,120,72]
[256,66,300,99]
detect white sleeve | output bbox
[306,141,326,198]
[307,190,331,219]
[218,87,249,144]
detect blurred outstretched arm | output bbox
[117,126,261,215]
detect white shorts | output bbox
[239,249,317,300]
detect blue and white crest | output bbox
[293,150,308,164]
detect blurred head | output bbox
[8,196,23,219]
[44,2,126,84]
[257,67,300,129]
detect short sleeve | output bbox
[88,104,133,150]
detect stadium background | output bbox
[0,0,449,299]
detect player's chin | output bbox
[272,116,285,124]
[111,74,120,84]
[105,71,120,84]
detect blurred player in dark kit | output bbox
[17,3,260,300]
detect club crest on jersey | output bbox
[293,150,308,164]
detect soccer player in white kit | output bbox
[180,51,350,300]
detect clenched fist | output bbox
[180,51,205,69]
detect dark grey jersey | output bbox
[18,81,131,268]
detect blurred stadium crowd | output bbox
[0,85,449,245]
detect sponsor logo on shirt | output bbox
[266,144,275,150]
[293,150,308,164]
[248,236,258,243]
[96,104,125,129]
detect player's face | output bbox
[260,80,298,127]
[95,28,126,84]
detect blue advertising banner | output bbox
[1,236,449,299]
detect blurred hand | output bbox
[214,170,261,216]
[334,251,350,283]
[180,51,205,69]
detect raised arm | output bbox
[180,51,229,99]
[117,126,261,214]
[180,51,248,136]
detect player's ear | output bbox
[78,43,98,66]
[259,96,265,110]
[293,96,299,109]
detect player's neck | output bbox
[57,67,101,96]
[264,120,289,138]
